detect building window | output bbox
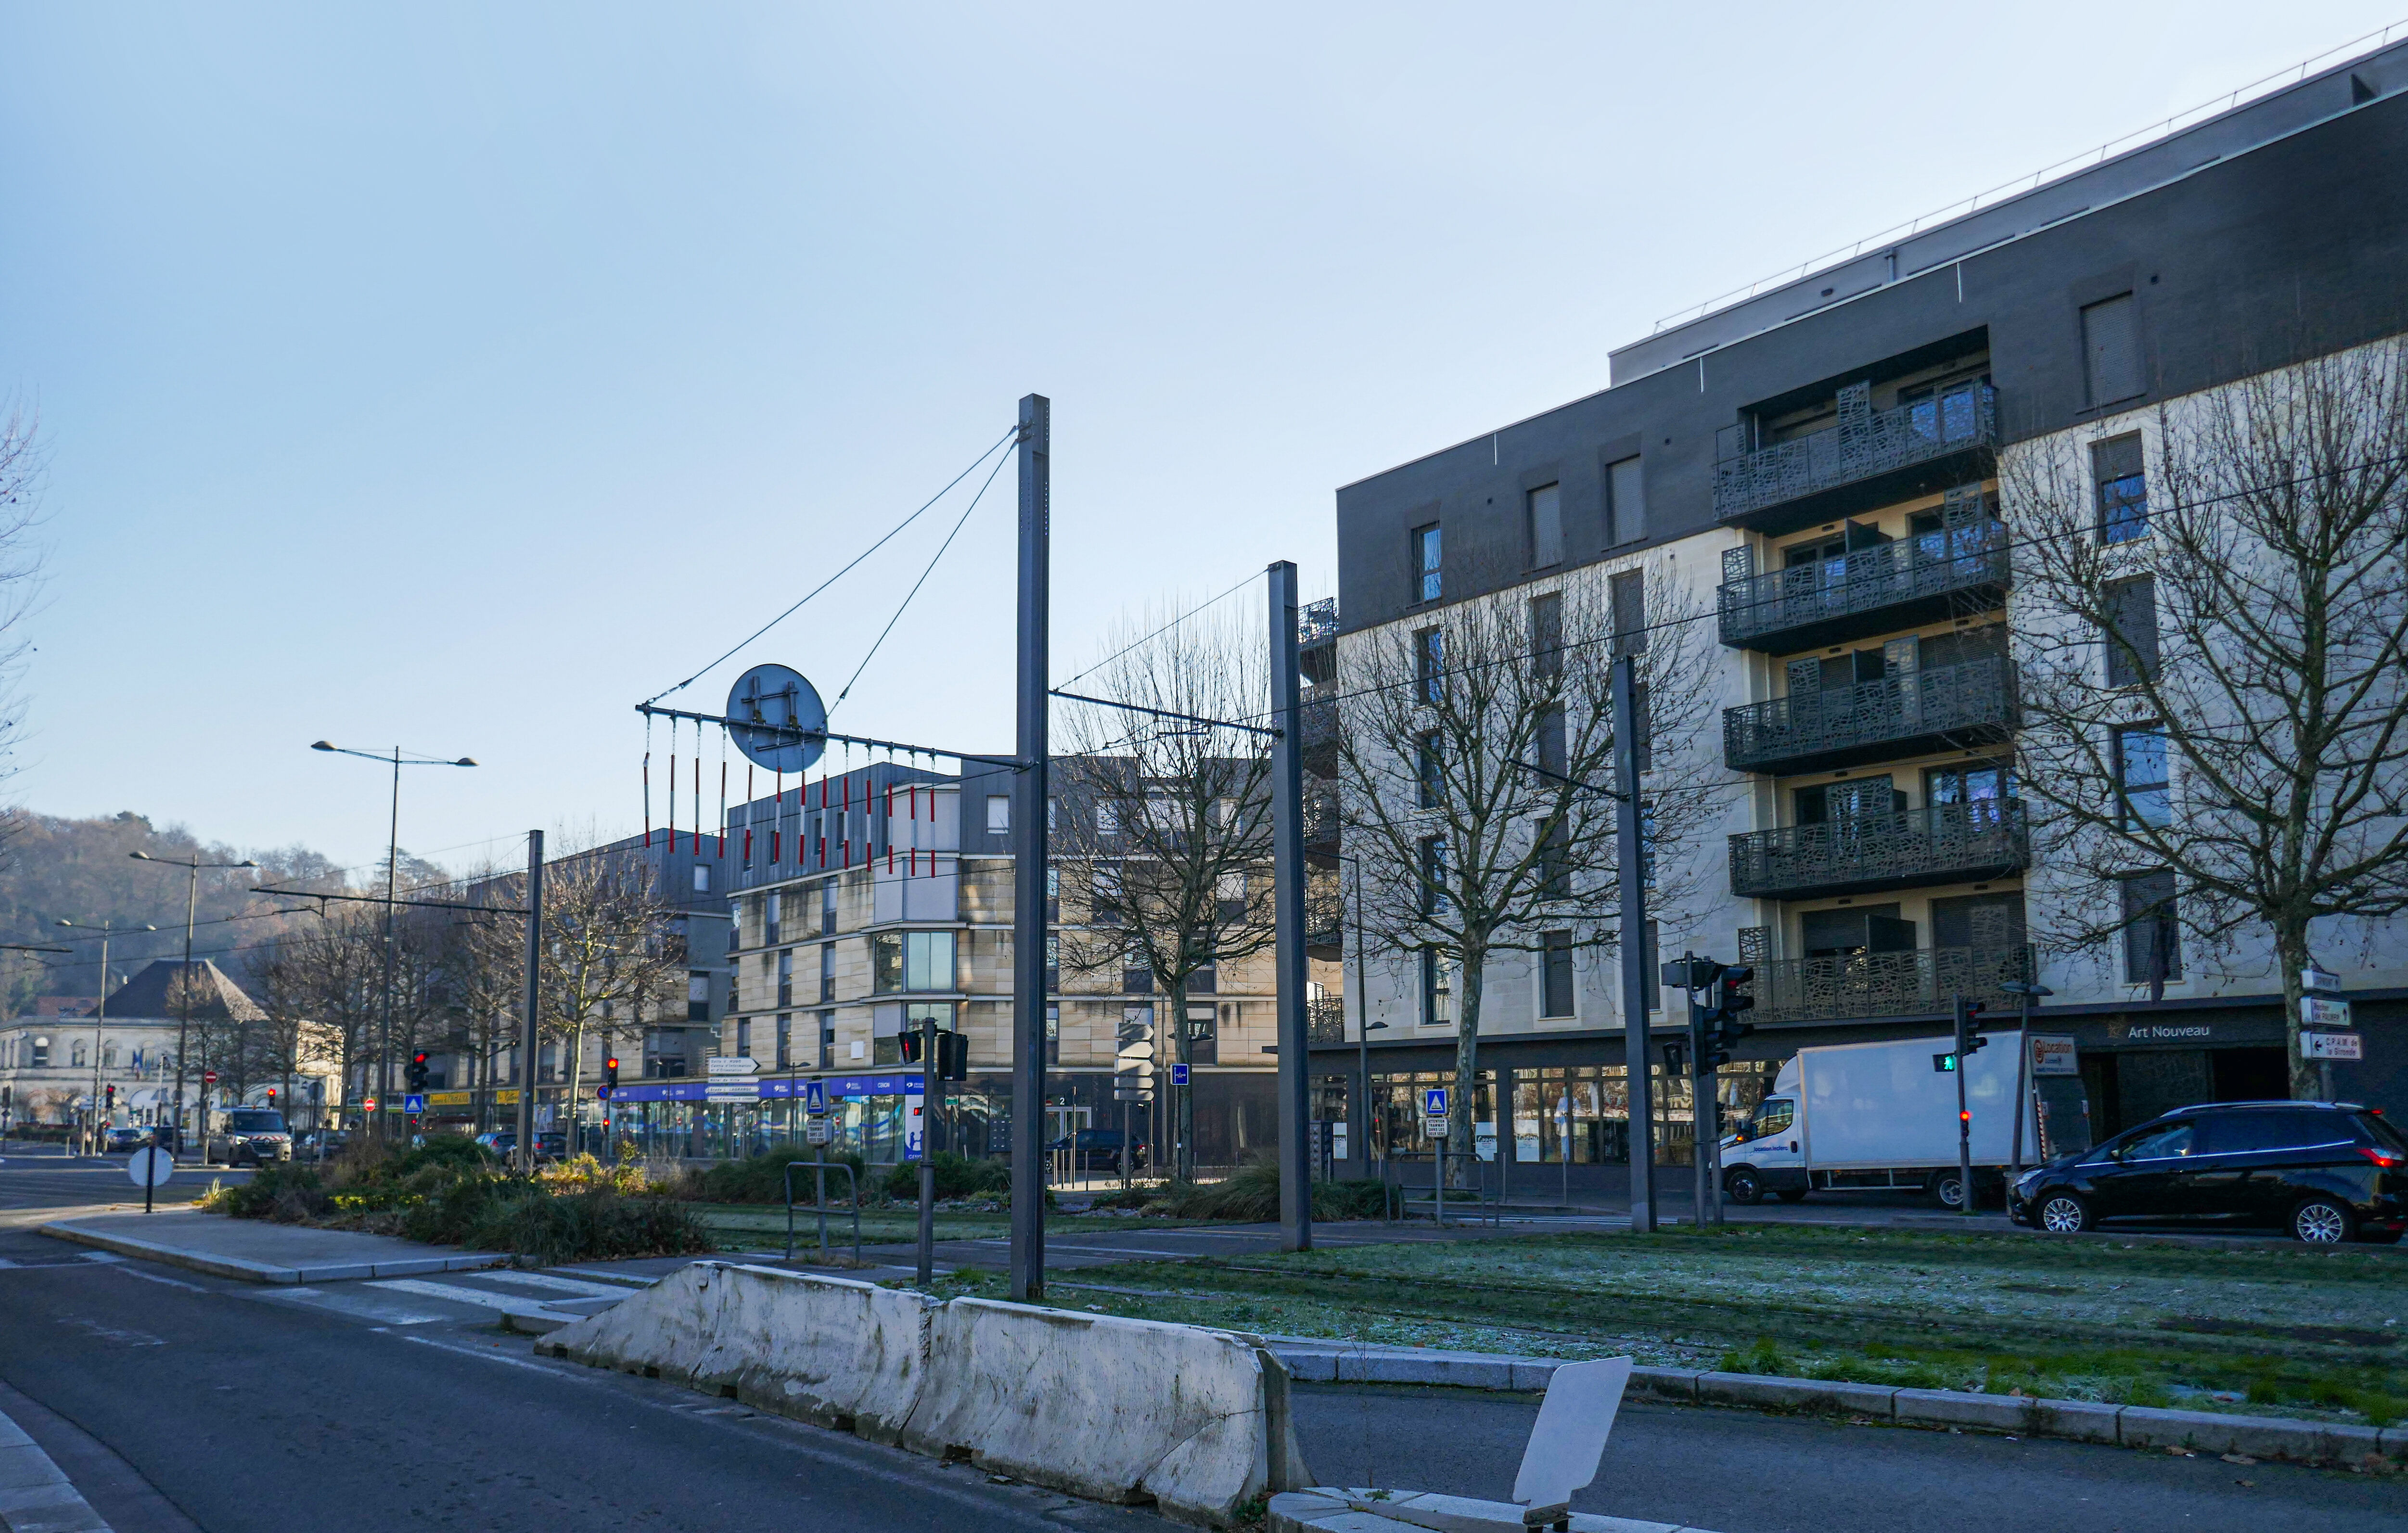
[871,930,957,994]
[1186,1004,1217,1067]
[71,1040,87,1069]
[817,1010,834,1068]
[1526,483,1563,568]
[2115,726,2171,828]
[1538,816,1570,899]
[1096,801,1119,837]
[1416,628,1444,704]
[764,891,782,946]
[688,973,711,1022]
[817,943,834,1003]
[2103,575,2159,686]
[1610,570,1647,654]
[1122,942,1154,995]
[776,949,794,1008]
[1413,522,1442,602]
[1046,933,1061,994]
[1045,1004,1062,1067]
[1541,931,1575,1018]
[1416,731,1442,808]
[691,863,711,893]
[1419,836,1448,915]
[2120,870,2182,983]
[986,794,1010,833]
[2081,293,2142,407]
[2093,433,2148,542]
[1606,455,1644,545]
[735,1018,752,1060]
[775,1014,791,1069]
[820,880,837,936]
[1216,870,1247,925]
[1530,592,1563,678]
[1420,947,1455,1026]
[1537,705,1567,778]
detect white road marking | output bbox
[108,1264,208,1292]
[461,1271,633,1298]
[255,1285,451,1327]
[368,1278,574,1317]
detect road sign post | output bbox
[1422,1087,1450,1226]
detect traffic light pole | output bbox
[1612,656,1655,1233]
[1952,993,1974,1218]
[1687,987,1712,1228]
[1268,559,1313,1255]
[514,830,545,1176]
[1008,394,1050,1304]
[917,1011,938,1288]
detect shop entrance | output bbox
[2080,1046,2290,1140]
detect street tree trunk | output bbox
[1169,977,1193,1182]
[1447,946,1486,1189]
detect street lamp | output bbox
[53,919,155,1152]
[1999,978,2055,1176]
[309,742,477,1138]
[127,855,256,1161]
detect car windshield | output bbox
[226,1111,286,1134]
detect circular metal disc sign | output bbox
[127,1147,174,1188]
[725,664,827,774]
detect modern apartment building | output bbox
[1309,42,2408,1188]
[643,758,1299,1167]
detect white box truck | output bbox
[1719,1031,2090,1210]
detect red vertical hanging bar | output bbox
[718,759,728,858]
[771,769,782,865]
[743,765,755,864]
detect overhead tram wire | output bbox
[1051,567,1267,694]
[828,429,1018,713]
[643,423,1021,707]
[1239,442,2408,730]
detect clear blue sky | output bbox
[3,2,2397,876]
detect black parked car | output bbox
[1049,1127,1148,1174]
[2010,1100,2407,1244]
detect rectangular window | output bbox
[820,880,836,936]
[1526,483,1563,567]
[986,794,1010,833]
[1420,947,1455,1025]
[2081,294,2141,406]
[1416,627,1444,704]
[776,948,794,1009]
[775,1014,791,1070]
[1217,870,1247,925]
[1186,1004,1218,1067]
[765,890,782,946]
[1046,933,1061,993]
[2115,726,2171,828]
[1541,932,1575,1018]
[1122,943,1154,995]
[1537,705,1567,778]
[1416,730,1442,807]
[1610,570,1647,654]
[1419,836,1447,916]
[1606,456,1644,545]
[735,1018,752,1060]
[2104,575,2159,686]
[1530,592,1563,678]
[2092,433,2147,542]
[1096,801,1119,837]
[817,1010,834,1067]
[871,930,956,992]
[692,864,711,893]
[1414,523,1442,602]
[818,943,834,1003]
[2120,870,2182,982]
[1538,816,1570,899]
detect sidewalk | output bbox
[39,1210,510,1285]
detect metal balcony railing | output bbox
[1715,380,1995,526]
[1723,657,2017,775]
[1728,800,2029,900]
[1307,996,1348,1046]
[1718,519,2010,652]
[1301,687,1339,779]
[1748,944,2034,1026]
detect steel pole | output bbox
[1689,985,1708,1228]
[181,866,203,1164]
[2010,989,2032,1176]
[1352,857,1371,1181]
[1612,655,1655,1231]
[378,749,401,1140]
[916,1013,937,1288]
[1008,393,1051,1303]
[88,926,109,1154]
[1268,560,1312,1252]
[1954,994,1975,1216]
[515,830,544,1174]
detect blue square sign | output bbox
[403,1093,426,1113]
[805,1078,828,1117]
[1169,1063,1191,1086]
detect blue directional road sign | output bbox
[805,1079,828,1117]
[1169,1063,1191,1086]
[403,1093,426,1113]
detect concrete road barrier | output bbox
[541,1264,1310,1527]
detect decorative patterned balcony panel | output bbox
[1728,801,2029,900]
[1715,380,1996,531]
[1749,944,2034,1026]
[1301,687,1339,779]
[1724,657,2017,775]
[1718,518,2009,653]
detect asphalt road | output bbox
[1291,1381,2408,1533]
[0,1148,243,1230]
[0,1221,1161,1533]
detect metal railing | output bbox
[782,1159,861,1265]
[1715,382,1995,522]
[1307,996,1348,1046]
[1728,801,2029,900]
[1748,944,2034,1025]
[1718,519,2010,650]
[1723,657,2017,775]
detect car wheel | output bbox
[1725,1167,1764,1205]
[1928,1170,1969,1210]
[2037,1191,2091,1233]
[2292,1197,2355,1245]
[1775,1189,1810,1204]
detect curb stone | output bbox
[1268,1344,2404,1469]
[37,1221,508,1285]
[1268,1487,1720,1533]
[0,1405,109,1533]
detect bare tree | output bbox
[252,906,385,1125]
[0,399,44,865]
[1335,562,1719,1177]
[539,848,682,1145]
[434,868,528,1131]
[1055,608,1278,1181]
[2005,339,2408,1098]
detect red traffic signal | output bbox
[265,1087,276,1101]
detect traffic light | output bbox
[603,1057,620,1090]
[898,1031,925,1064]
[1704,965,1755,1069]
[264,1087,275,1106]
[103,1084,115,1109]
[936,1030,968,1082]
[405,1052,430,1092]
[1953,996,1989,1059]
